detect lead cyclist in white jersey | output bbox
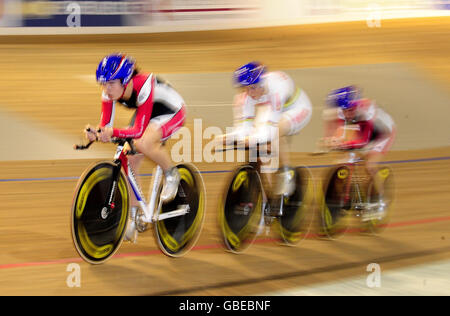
[220,62,313,196]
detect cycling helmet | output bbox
[96,54,135,85]
[327,86,360,109]
[233,62,266,87]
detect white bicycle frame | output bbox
[113,143,189,224]
[343,151,386,220]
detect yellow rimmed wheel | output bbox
[155,163,206,257]
[71,161,129,264]
[277,166,315,245]
[218,165,263,254]
[363,166,394,234]
[319,165,352,239]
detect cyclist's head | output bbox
[233,62,266,99]
[327,85,361,109]
[96,53,136,100]
[96,54,136,85]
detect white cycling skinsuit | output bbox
[231,71,312,144]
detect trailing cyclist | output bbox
[219,62,313,198]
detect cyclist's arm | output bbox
[247,94,281,144]
[112,96,153,139]
[339,120,374,149]
[233,93,255,128]
[322,108,340,138]
[99,95,115,128]
[112,76,154,138]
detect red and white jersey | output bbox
[337,99,396,135]
[99,73,185,139]
[332,99,396,150]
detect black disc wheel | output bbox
[319,165,352,238]
[71,162,129,264]
[363,166,394,234]
[277,167,314,245]
[155,163,206,257]
[219,165,263,253]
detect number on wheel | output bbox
[319,165,351,238]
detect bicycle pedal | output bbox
[362,209,386,222]
[177,185,187,198]
[269,209,283,217]
[264,205,271,217]
[124,220,138,243]
[135,209,149,233]
[267,200,283,217]
[234,203,253,216]
[264,216,274,227]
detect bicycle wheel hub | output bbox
[101,207,109,219]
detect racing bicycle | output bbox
[218,142,314,253]
[318,150,394,238]
[71,130,205,264]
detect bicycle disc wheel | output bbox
[364,166,395,234]
[277,166,314,245]
[219,165,263,253]
[155,163,206,257]
[71,162,129,264]
[319,165,352,238]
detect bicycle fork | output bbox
[101,159,123,220]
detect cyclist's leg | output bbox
[125,132,173,242]
[274,90,312,195]
[134,107,186,202]
[366,135,394,195]
[279,89,313,156]
[135,124,172,170]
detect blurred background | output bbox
[1,0,449,28]
[0,0,449,296]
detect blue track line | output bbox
[0,156,449,183]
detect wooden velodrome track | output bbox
[0,17,449,295]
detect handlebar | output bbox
[309,147,367,165]
[73,128,138,155]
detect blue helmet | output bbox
[327,86,360,109]
[96,54,135,85]
[233,62,266,87]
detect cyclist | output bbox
[219,62,313,197]
[85,53,186,242]
[321,85,396,174]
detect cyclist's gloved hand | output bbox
[85,125,97,142]
[249,125,278,145]
[323,136,341,149]
[97,126,113,143]
[217,126,252,146]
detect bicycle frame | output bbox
[340,151,382,214]
[112,141,189,224]
[241,148,284,235]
